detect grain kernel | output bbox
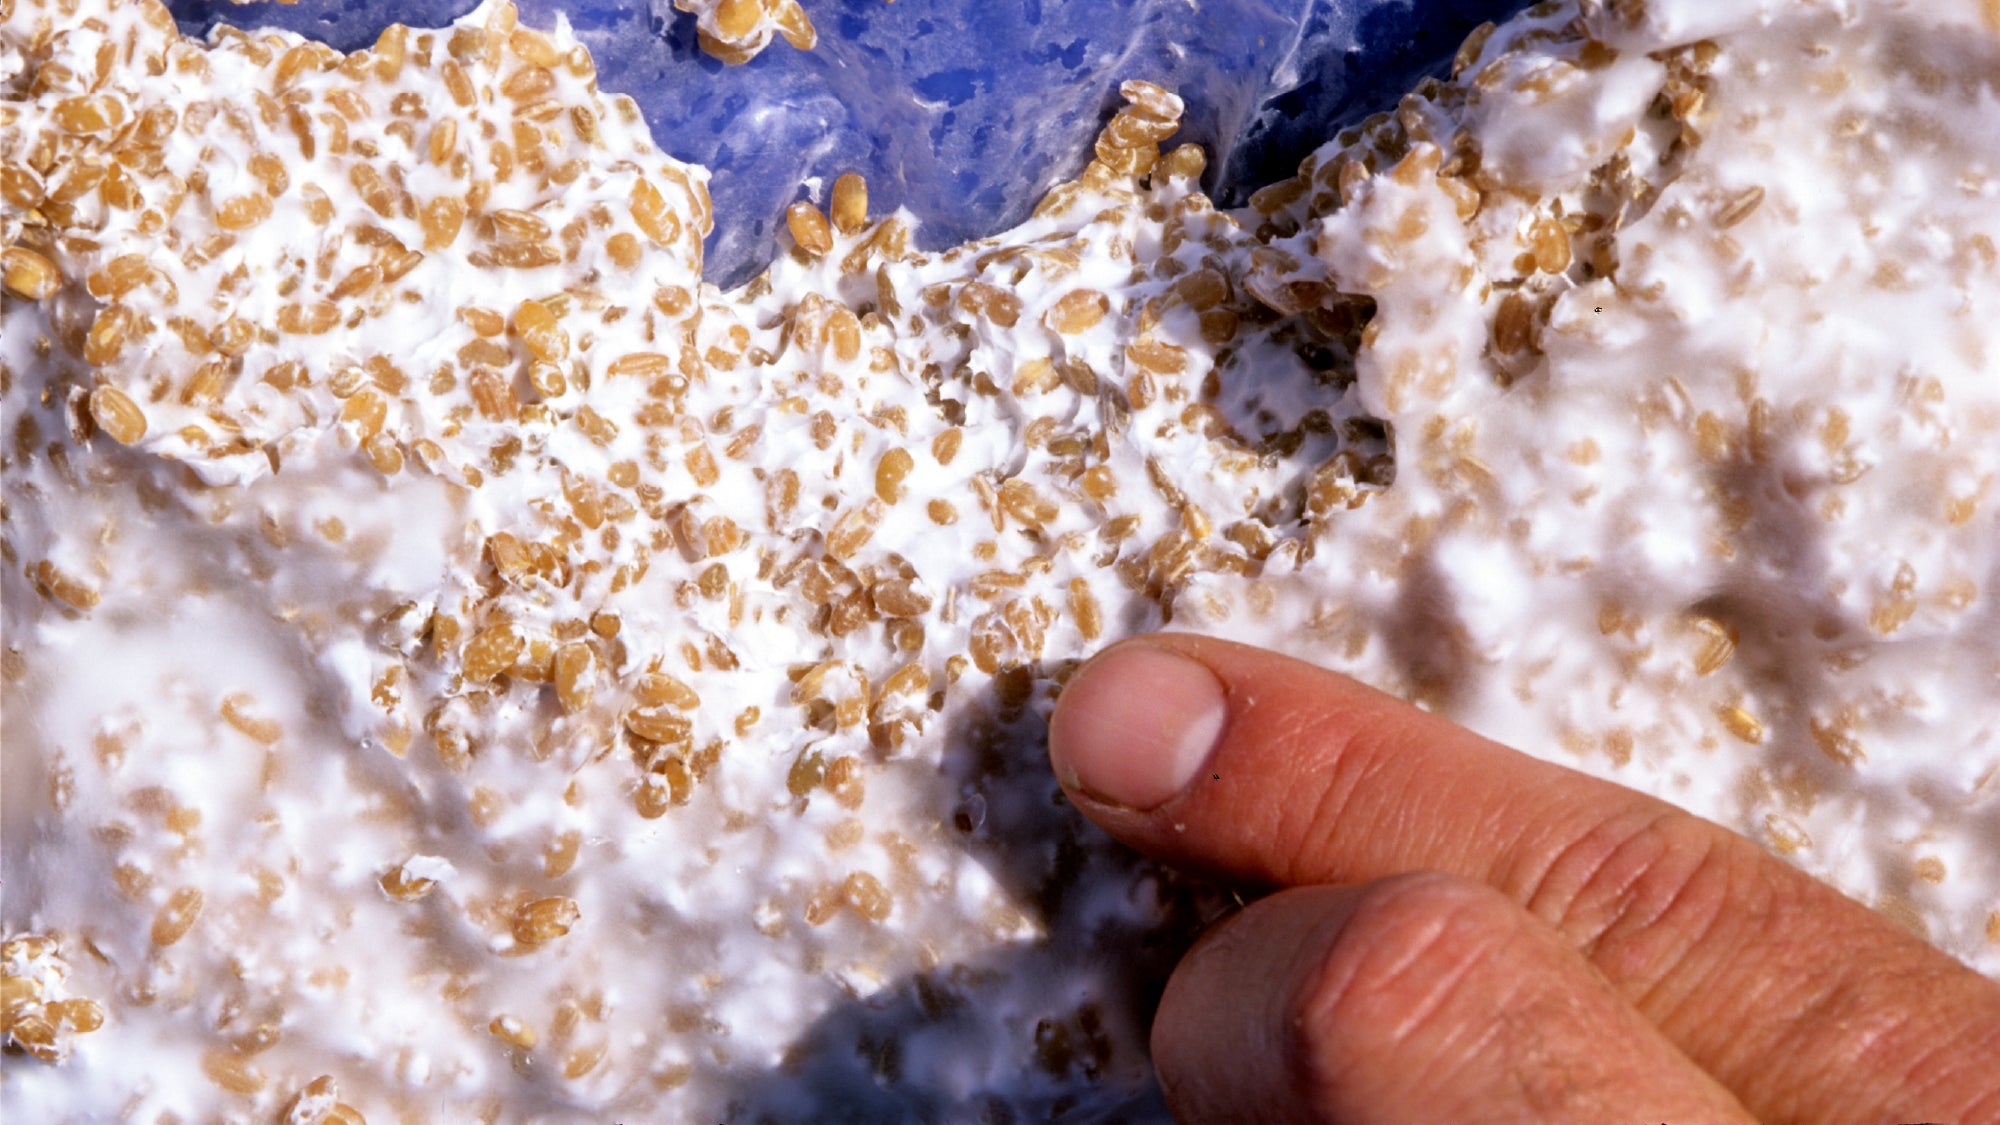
[1528,216,1571,273]
[48,998,104,1034]
[875,447,915,503]
[843,872,892,922]
[787,201,833,256]
[88,385,147,444]
[512,896,580,944]
[607,352,673,379]
[489,1015,538,1049]
[624,707,691,746]
[202,1048,265,1094]
[1045,289,1109,335]
[470,368,519,421]
[364,432,405,475]
[1126,336,1186,376]
[54,93,128,135]
[831,172,868,234]
[932,427,963,465]
[2,247,60,300]
[462,623,525,683]
[636,672,700,710]
[998,479,1058,528]
[215,193,273,231]
[1068,578,1103,641]
[563,1042,608,1079]
[378,864,437,902]
[151,886,204,946]
[1079,464,1118,501]
[1689,616,1737,676]
[826,500,884,561]
[1718,705,1765,744]
[876,664,931,709]
[554,643,594,713]
[715,0,762,37]
[957,282,1022,328]
[282,1064,340,1120]
[606,232,642,268]
[1493,292,1536,354]
[773,0,817,48]
[279,301,342,335]
[341,388,388,440]
[421,196,467,251]
[828,307,862,362]
[513,298,569,360]
[221,694,284,743]
[1715,185,1766,229]
[872,579,932,617]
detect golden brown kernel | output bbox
[202,1048,265,1094]
[932,427,964,465]
[340,389,388,440]
[998,478,1058,528]
[606,232,643,268]
[512,896,580,944]
[1493,292,1536,354]
[843,872,892,922]
[513,299,569,360]
[773,0,817,48]
[53,93,129,135]
[831,172,868,234]
[875,447,915,504]
[637,671,701,711]
[88,385,147,445]
[1689,616,1737,676]
[215,193,273,231]
[378,864,438,902]
[607,351,674,379]
[1045,289,1110,335]
[714,0,762,37]
[624,706,692,746]
[872,579,932,618]
[49,998,105,1035]
[221,694,284,744]
[2,247,60,300]
[1715,185,1766,229]
[826,500,885,561]
[489,1016,538,1049]
[422,196,467,249]
[957,282,1022,328]
[787,201,833,256]
[554,643,594,713]
[462,623,526,682]
[1718,705,1765,744]
[1126,336,1187,377]
[151,886,204,946]
[1068,578,1103,641]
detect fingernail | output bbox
[1049,642,1227,811]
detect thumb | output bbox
[1152,876,1755,1124]
[1047,634,2000,1125]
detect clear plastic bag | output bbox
[169,0,1529,285]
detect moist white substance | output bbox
[3,0,1998,1119]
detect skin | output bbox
[1044,634,2000,1125]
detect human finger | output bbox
[1048,635,2000,1125]
[1151,875,1756,1124]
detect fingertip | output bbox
[1048,638,1228,812]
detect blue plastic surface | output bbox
[169,0,1531,287]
